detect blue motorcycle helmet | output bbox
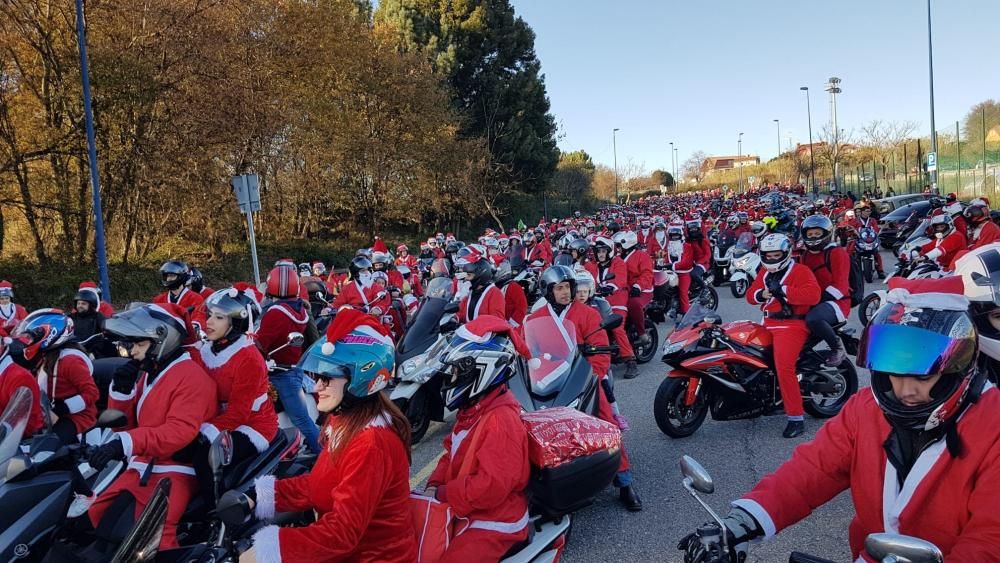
[439,323,519,411]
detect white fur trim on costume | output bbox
[251,392,268,412]
[885,288,969,311]
[826,285,844,300]
[254,475,277,520]
[236,425,270,453]
[64,394,86,414]
[59,348,94,374]
[925,247,942,261]
[265,303,309,324]
[117,431,134,458]
[200,423,221,444]
[825,301,846,323]
[109,383,136,403]
[252,525,282,563]
[467,509,530,535]
[455,324,493,344]
[137,353,190,420]
[731,498,777,538]
[198,336,254,370]
[882,438,948,534]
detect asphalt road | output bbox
[407,253,889,563]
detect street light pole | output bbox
[927,0,938,190]
[75,0,112,301]
[825,77,842,189]
[669,141,675,189]
[773,119,781,159]
[674,147,679,187]
[800,86,817,194]
[613,128,620,204]
[738,132,744,193]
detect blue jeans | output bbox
[270,367,321,454]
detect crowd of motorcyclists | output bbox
[1,180,1000,561]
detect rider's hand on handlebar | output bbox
[677,507,762,563]
[629,286,642,298]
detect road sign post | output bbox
[231,175,262,285]
[927,151,937,172]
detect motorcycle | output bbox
[265,332,320,433]
[856,227,880,283]
[727,233,759,299]
[647,268,720,329]
[710,230,737,287]
[390,277,459,444]
[858,218,938,326]
[653,305,859,438]
[676,455,944,563]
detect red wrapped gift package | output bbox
[521,407,622,468]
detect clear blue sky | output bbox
[512,0,1000,176]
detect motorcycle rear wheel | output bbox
[653,377,708,437]
[803,359,859,419]
[694,285,719,310]
[730,278,748,298]
[634,322,659,364]
[395,389,431,444]
[858,293,881,326]
[862,256,874,283]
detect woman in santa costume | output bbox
[189,285,278,510]
[87,303,217,550]
[680,276,1000,562]
[0,280,28,336]
[235,309,415,563]
[13,309,98,444]
[421,315,532,562]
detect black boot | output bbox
[624,360,640,379]
[619,485,643,512]
[782,420,805,438]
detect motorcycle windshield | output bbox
[717,231,736,251]
[676,303,719,330]
[904,218,931,245]
[524,315,577,396]
[732,233,755,257]
[424,277,454,300]
[859,228,878,244]
[0,387,34,482]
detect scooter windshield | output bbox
[717,230,736,251]
[425,277,455,300]
[524,315,577,396]
[732,233,755,257]
[0,387,34,484]
[904,218,932,246]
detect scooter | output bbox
[676,455,943,563]
[727,233,760,298]
[856,227,880,283]
[390,277,459,444]
[710,231,737,287]
[857,218,938,326]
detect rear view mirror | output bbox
[864,533,943,563]
[287,332,305,347]
[679,455,715,494]
[601,314,623,331]
[96,409,128,429]
[208,431,234,471]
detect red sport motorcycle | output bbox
[653,304,859,438]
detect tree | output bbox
[681,151,709,185]
[650,169,674,187]
[858,120,917,185]
[550,150,595,202]
[963,100,1000,155]
[375,0,559,199]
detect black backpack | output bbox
[823,248,865,307]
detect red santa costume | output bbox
[0,280,28,337]
[89,348,217,548]
[0,353,43,436]
[746,260,820,418]
[38,347,99,434]
[191,335,277,452]
[256,299,310,366]
[458,283,506,324]
[799,245,852,322]
[500,280,528,328]
[665,239,695,314]
[152,286,206,328]
[594,255,635,361]
[622,246,654,334]
[79,281,115,317]
[331,280,380,312]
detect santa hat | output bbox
[886,276,969,311]
[148,302,200,346]
[320,308,393,355]
[0,281,13,290]
[231,282,263,306]
[372,237,389,254]
[454,315,530,358]
[79,281,102,302]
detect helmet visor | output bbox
[300,349,352,382]
[857,316,976,377]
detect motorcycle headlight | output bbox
[733,256,749,269]
[663,340,685,355]
[399,357,421,377]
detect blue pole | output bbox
[75,0,112,302]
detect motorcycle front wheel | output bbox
[861,256,874,283]
[653,377,708,437]
[694,285,719,310]
[858,293,881,326]
[730,278,748,298]
[396,389,432,444]
[634,322,659,364]
[803,358,859,418]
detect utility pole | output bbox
[669,141,676,190]
[800,87,816,194]
[825,77,842,189]
[738,132,744,192]
[613,128,620,204]
[927,0,938,190]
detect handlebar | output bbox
[581,345,616,356]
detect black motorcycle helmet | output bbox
[568,238,590,262]
[189,268,205,293]
[73,289,99,312]
[349,256,373,279]
[540,265,576,307]
[607,221,622,235]
[460,258,493,289]
[801,214,834,251]
[685,221,703,240]
[445,241,463,257]
[159,260,190,290]
[552,253,574,267]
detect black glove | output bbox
[112,360,141,395]
[676,507,763,563]
[629,286,642,298]
[215,489,257,526]
[90,438,125,470]
[173,432,210,464]
[51,399,70,417]
[597,285,614,297]
[765,279,784,298]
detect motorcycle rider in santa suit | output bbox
[332,256,380,311]
[685,220,711,296]
[613,230,654,347]
[495,259,528,328]
[799,215,853,367]
[849,203,886,279]
[0,280,28,336]
[457,256,506,324]
[189,287,278,511]
[746,233,821,439]
[524,266,642,511]
[233,310,415,563]
[153,260,207,329]
[680,276,1000,563]
[87,303,217,549]
[664,225,695,316]
[592,236,639,379]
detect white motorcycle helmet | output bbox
[612,230,639,251]
[758,233,793,273]
[954,242,1000,361]
[750,221,767,238]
